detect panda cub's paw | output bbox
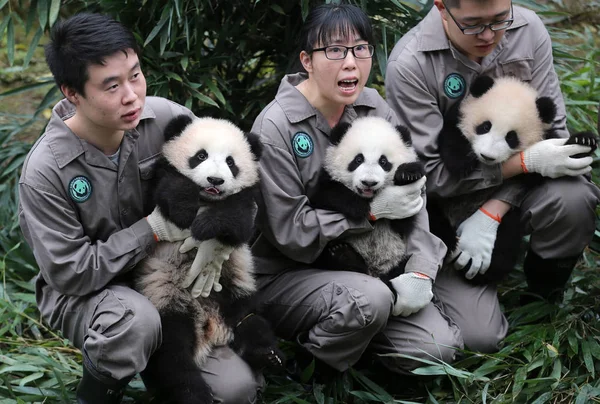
[394,162,425,185]
[234,314,286,371]
[565,131,598,158]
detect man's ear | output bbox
[61,85,80,105]
[433,0,446,16]
[299,50,312,73]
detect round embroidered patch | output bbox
[292,132,314,158]
[69,176,93,203]
[444,73,466,99]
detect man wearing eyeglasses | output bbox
[385,0,600,354]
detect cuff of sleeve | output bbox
[131,218,157,255]
[405,254,440,281]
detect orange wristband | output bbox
[368,212,377,222]
[479,207,501,223]
[413,272,430,279]
[520,151,529,173]
[146,216,160,242]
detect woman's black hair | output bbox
[298,3,374,52]
[44,13,140,97]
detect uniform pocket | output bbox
[500,59,533,81]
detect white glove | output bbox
[449,209,500,279]
[389,272,433,317]
[146,207,191,242]
[522,138,593,178]
[370,176,426,221]
[180,238,234,298]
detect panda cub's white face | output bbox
[325,117,418,198]
[162,117,259,201]
[459,77,549,165]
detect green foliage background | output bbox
[1,0,600,403]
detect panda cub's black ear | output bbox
[330,122,352,145]
[395,125,413,146]
[164,115,193,142]
[469,75,495,98]
[245,132,263,161]
[536,97,557,125]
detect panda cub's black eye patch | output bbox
[348,153,364,172]
[379,155,392,172]
[505,130,520,149]
[226,156,240,177]
[189,149,208,169]
[476,121,492,135]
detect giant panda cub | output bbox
[310,116,425,290]
[135,115,283,404]
[428,75,597,284]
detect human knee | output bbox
[327,278,392,331]
[210,366,260,404]
[461,326,504,354]
[99,287,162,352]
[542,179,598,230]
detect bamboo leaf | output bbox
[49,0,60,27]
[6,16,14,66]
[37,0,48,30]
[23,28,43,68]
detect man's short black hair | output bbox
[444,0,492,9]
[44,13,140,97]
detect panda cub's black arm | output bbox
[310,170,371,221]
[438,104,479,178]
[153,164,203,229]
[190,188,256,246]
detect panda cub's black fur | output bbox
[310,116,425,292]
[135,115,284,404]
[429,75,597,284]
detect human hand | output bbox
[389,272,433,317]
[180,238,234,298]
[146,207,191,242]
[369,176,426,220]
[522,138,592,178]
[449,208,500,279]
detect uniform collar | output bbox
[46,98,156,169]
[418,4,530,53]
[275,73,378,125]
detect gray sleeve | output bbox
[385,61,503,199]
[385,109,447,278]
[19,183,155,296]
[254,119,372,264]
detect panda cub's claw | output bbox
[565,131,598,158]
[394,162,425,186]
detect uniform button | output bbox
[121,209,128,216]
[119,176,124,183]
[336,287,343,295]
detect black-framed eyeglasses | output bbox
[442,1,514,35]
[310,44,375,60]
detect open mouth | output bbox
[356,187,375,198]
[339,79,358,93]
[203,187,222,195]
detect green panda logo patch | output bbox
[444,73,466,99]
[69,176,92,203]
[292,132,314,158]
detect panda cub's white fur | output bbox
[314,116,424,278]
[458,76,550,165]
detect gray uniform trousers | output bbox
[435,175,600,353]
[40,283,262,403]
[256,270,464,374]
[256,176,600,371]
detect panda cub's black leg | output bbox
[394,162,425,185]
[232,313,285,371]
[141,310,213,404]
[565,131,598,158]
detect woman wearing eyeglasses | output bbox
[249,3,462,375]
[386,0,599,353]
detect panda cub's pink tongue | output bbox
[204,187,221,195]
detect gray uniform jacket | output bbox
[251,73,446,280]
[19,97,192,310]
[386,6,568,200]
